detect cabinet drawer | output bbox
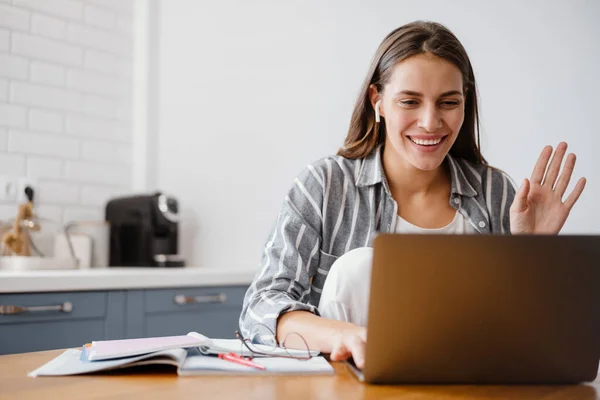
[144,286,247,314]
[0,320,106,354]
[145,307,242,339]
[0,291,110,355]
[0,292,107,324]
[143,286,248,339]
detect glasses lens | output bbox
[247,323,278,355]
[281,332,312,360]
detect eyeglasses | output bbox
[234,323,312,361]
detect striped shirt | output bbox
[239,146,516,340]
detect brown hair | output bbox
[338,21,486,165]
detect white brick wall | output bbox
[30,61,65,85]
[63,206,103,222]
[65,160,128,186]
[12,32,82,65]
[0,127,7,150]
[0,4,29,31]
[37,180,79,204]
[67,23,129,56]
[80,184,122,206]
[31,14,67,40]
[29,109,64,133]
[8,129,79,158]
[0,79,8,101]
[0,54,28,79]
[66,114,128,140]
[0,152,25,174]
[11,82,82,112]
[84,5,115,30]
[13,0,84,21]
[0,28,9,51]
[26,156,62,178]
[0,103,27,127]
[87,0,132,15]
[0,0,134,225]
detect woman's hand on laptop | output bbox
[510,142,586,234]
[329,325,367,369]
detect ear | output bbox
[368,84,384,118]
[368,84,379,108]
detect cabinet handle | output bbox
[174,293,227,305]
[0,301,73,315]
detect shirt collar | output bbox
[355,146,478,198]
[356,146,384,187]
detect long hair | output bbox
[338,21,486,165]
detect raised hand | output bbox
[510,142,586,234]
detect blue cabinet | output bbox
[138,286,246,339]
[0,291,123,354]
[0,285,248,355]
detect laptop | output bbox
[347,234,600,384]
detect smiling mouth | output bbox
[406,136,448,146]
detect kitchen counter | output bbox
[0,267,257,293]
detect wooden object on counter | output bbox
[2,187,41,257]
[1,201,36,256]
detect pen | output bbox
[218,352,266,370]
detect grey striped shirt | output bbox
[239,147,516,340]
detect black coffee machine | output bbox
[105,192,185,267]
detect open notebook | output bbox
[29,333,332,377]
[82,332,210,361]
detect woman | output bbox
[238,21,586,369]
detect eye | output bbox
[439,100,461,109]
[399,100,419,106]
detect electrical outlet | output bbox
[0,175,18,202]
[17,177,36,204]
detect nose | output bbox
[417,104,442,133]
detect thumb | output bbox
[512,178,530,213]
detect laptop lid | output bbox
[360,234,600,384]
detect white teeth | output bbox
[409,137,443,146]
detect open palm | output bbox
[510,142,586,234]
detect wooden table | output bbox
[0,349,599,400]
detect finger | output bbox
[348,336,367,369]
[511,179,530,213]
[542,142,568,188]
[554,153,576,197]
[358,328,367,342]
[530,145,553,184]
[330,342,351,362]
[564,177,587,211]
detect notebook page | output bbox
[29,348,188,377]
[201,339,320,358]
[88,333,209,361]
[179,354,334,375]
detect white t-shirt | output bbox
[395,211,477,234]
[318,211,475,327]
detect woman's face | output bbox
[376,54,465,171]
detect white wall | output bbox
[157,0,600,269]
[0,0,135,226]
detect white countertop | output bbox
[0,267,258,293]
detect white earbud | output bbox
[374,100,381,123]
